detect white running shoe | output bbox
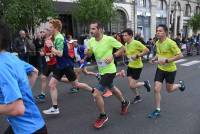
[43,107,60,115]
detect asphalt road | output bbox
[1,55,200,134]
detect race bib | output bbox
[96,60,108,67]
[127,56,134,62]
[45,56,50,62]
[158,57,169,66]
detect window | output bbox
[196,6,200,14]
[140,0,146,7]
[157,0,167,11]
[137,0,150,8]
[185,4,191,16]
[115,0,125,2]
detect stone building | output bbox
[53,0,200,41]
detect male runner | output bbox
[42,19,107,128]
[122,28,151,104]
[36,25,57,102]
[85,21,130,117]
[0,20,47,134]
[148,24,185,118]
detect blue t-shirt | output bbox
[0,52,45,134]
[77,45,85,59]
[54,33,74,69]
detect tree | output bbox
[188,13,200,33]
[2,0,57,33]
[73,0,116,31]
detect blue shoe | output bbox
[96,73,101,81]
[179,80,185,92]
[35,94,45,102]
[70,88,79,93]
[148,109,161,118]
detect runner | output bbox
[74,40,99,80]
[0,20,47,134]
[122,28,151,104]
[148,24,186,118]
[85,21,130,117]
[35,24,57,102]
[67,39,99,94]
[42,19,107,129]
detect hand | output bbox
[130,55,137,60]
[51,47,57,55]
[46,41,53,48]
[80,59,84,64]
[149,59,157,64]
[40,51,44,56]
[84,49,88,55]
[158,60,166,65]
[104,55,113,64]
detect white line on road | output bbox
[181,60,200,66]
[175,59,187,63]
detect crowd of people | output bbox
[0,18,188,134]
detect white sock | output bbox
[156,108,161,111]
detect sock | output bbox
[136,95,140,98]
[53,105,58,109]
[156,108,161,111]
[121,100,126,104]
[41,92,45,96]
[100,113,106,116]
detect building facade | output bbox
[53,0,200,41]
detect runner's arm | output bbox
[165,53,183,63]
[149,55,158,64]
[0,99,25,116]
[136,47,149,58]
[113,46,125,58]
[22,61,38,87]
[28,68,38,87]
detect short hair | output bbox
[90,21,103,29]
[0,20,11,50]
[123,28,133,36]
[49,19,62,32]
[156,24,168,33]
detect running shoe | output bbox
[102,90,113,97]
[148,109,161,118]
[179,80,186,92]
[131,96,143,104]
[43,107,60,115]
[35,94,46,102]
[144,80,151,92]
[121,101,130,115]
[94,114,108,128]
[70,87,79,93]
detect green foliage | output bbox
[188,13,200,33]
[73,0,116,25]
[2,0,57,32]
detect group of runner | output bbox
[0,18,186,134]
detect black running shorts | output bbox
[42,64,56,77]
[99,73,116,89]
[127,67,142,80]
[154,68,176,84]
[52,67,77,82]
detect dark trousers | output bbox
[19,53,28,63]
[4,125,48,134]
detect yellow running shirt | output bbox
[125,40,147,68]
[156,37,181,72]
[88,35,122,75]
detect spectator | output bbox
[174,33,182,49]
[33,30,45,72]
[13,30,29,62]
